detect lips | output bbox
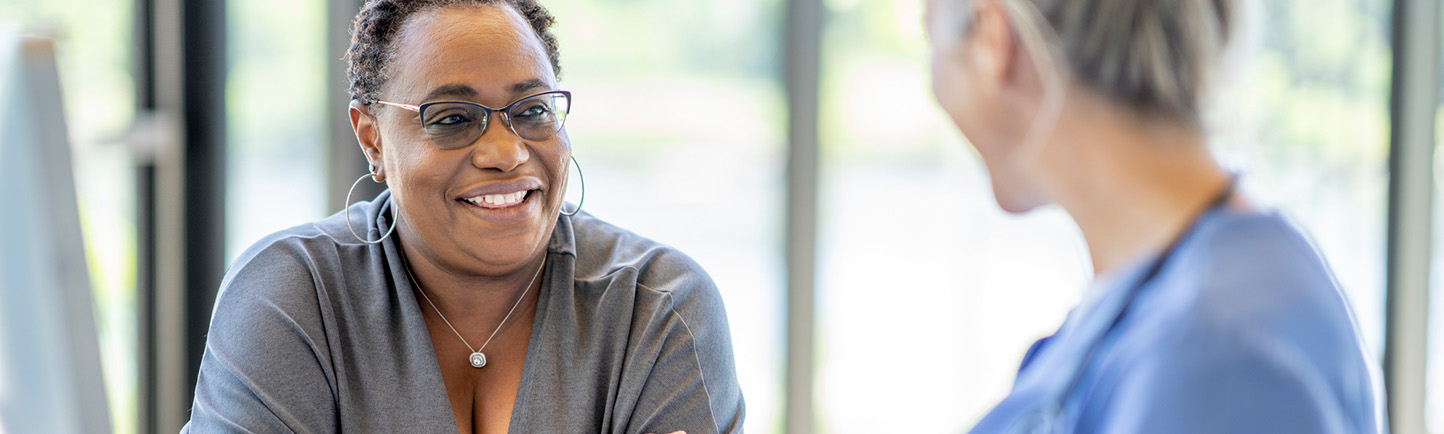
[455,178,544,211]
[463,190,529,208]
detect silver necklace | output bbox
[403,257,545,369]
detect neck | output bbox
[395,232,546,325]
[1039,98,1233,276]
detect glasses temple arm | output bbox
[370,100,421,112]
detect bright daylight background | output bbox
[9,0,1444,432]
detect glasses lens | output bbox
[420,102,487,149]
[506,93,569,140]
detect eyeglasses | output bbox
[369,90,572,149]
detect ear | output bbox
[349,100,386,181]
[966,0,1019,98]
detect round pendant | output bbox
[468,352,487,368]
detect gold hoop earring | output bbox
[345,166,398,244]
[560,155,585,216]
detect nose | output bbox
[469,110,529,172]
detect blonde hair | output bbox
[949,0,1234,122]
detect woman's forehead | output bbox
[385,4,555,103]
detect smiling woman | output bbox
[180,1,744,433]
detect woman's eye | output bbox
[429,113,472,126]
[515,104,552,120]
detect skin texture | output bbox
[927,0,1051,214]
[346,4,569,432]
[925,0,1239,275]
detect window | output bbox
[0,0,138,432]
[1429,3,1444,429]
[226,0,329,261]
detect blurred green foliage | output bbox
[1236,0,1391,162]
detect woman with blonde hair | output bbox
[925,0,1385,432]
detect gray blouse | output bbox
[181,191,745,433]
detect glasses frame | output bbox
[368,90,572,148]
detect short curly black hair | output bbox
[345,0,561,104]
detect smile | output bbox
[462,190,530,209]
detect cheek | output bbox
[384,142,428,188]
[553,130,573,157]
[931,54,991,156]
[378,117,424,172]
[930,60,1016,167]
[929,48,985,134]
[929,66,946,112]
[548,136,574,204]
[929,51,959,114]
[381,129,450,208]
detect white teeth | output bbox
[466,190,528,206]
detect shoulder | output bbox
[1140,210,1354,341]
[556,210,735,374]
[1089,210,1381,432]
[1192,211,1337,297]
[553,212,743,433]
[221,217,339,295]
[212,199,383,325]
[201,203,387,379]
[562,210,719,307]
[190,210,380,432]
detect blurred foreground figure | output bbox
[925,0,1386,432]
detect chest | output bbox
[972,300,1182,434]
[423,308,536,434]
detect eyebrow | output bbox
[511,78,548,94]
[421,83,478,102]
[420,79,551,103]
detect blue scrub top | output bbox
[970,208,1386,434]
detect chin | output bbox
[987,171,1045,215]
[993,194,1041,214]
[465,233,548,270]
